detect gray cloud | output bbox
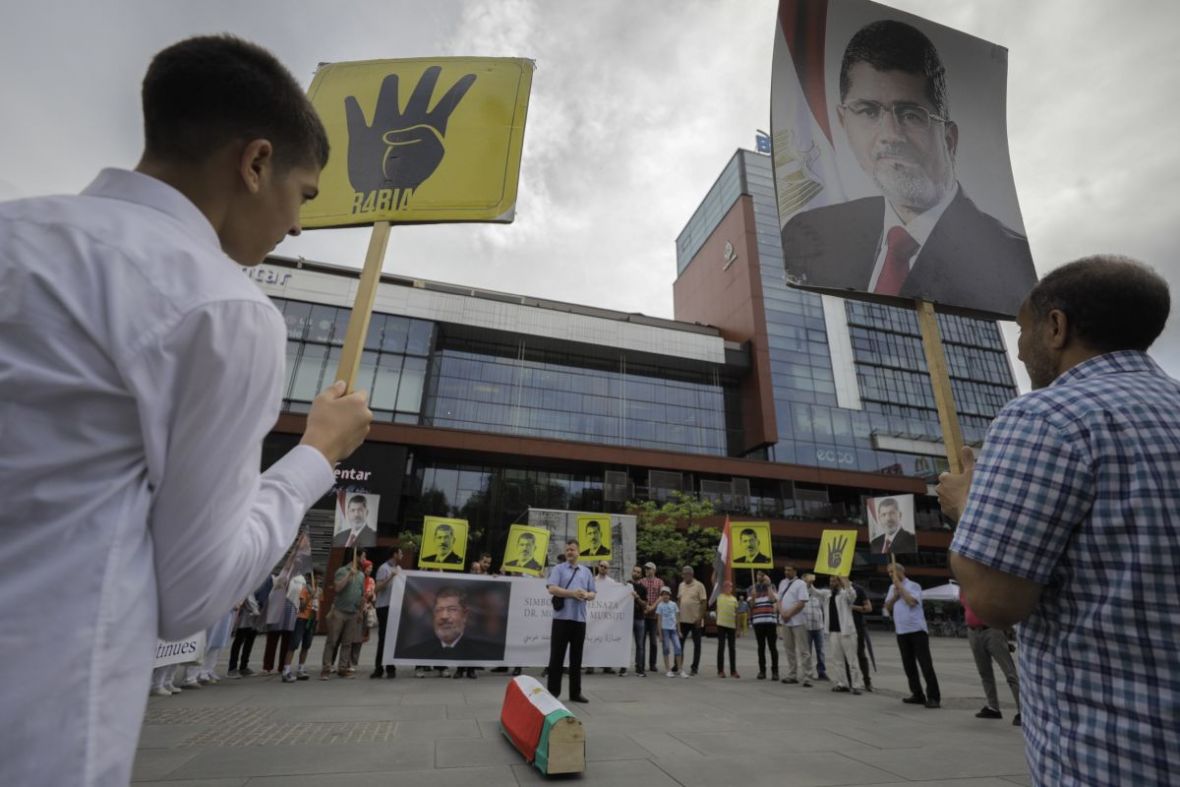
[1,0,1177,381]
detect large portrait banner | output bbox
[771,0,1036,318]
[383,571,631,668]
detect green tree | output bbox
[629,492,719,575]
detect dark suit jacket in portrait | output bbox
[504,558,542,571]
[421,552,463,564]
[399,634,504,661]
[579,545,610,557]
[332,525,375,548]
[733,552,771,566]
[781,189,1036,318]
[869,530,917,555]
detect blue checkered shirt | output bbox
[951,351,1180,785]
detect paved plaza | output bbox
[134,631,1032,787]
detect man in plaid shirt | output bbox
[938,256,1178,785]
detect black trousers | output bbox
[547,619,586,699]
[679,622,702,672]
[855,626,872,688]
[374,606,395,674]
[228,628,256,671]
[753,623,778,674]
[896,630,940,701]
[716,625,736,673]
[643,618,660,671]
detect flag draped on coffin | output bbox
[709,516,734,604]
[500,676,584,775]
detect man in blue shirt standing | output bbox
[884,563,940,708]
[939,256,1178,785]
[547,539,596,703]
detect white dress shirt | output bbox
[866,182,959,292]
[0,169,334,786]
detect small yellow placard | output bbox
[418,516,469,571]
[815,529,858,576]
[501,525,550,577]
[302,57,534,228]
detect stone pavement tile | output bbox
[837,781,1027,787]
[586,732,655,761]
[628,730,709,759]
[137,724,214,749]
[444,702,503,720]
[672,728,864,756]
[264,703,443,722]
[243,766,519,787]
[166,740,431,779]
[512,758,682,786]
[228,685,404,707]
[134,780,245,787]
[435,736,526,768]
[131,749,199,781]
[841,743,1029,782]
[1001,775,1034,786]
[655,752,901,787]
[148,691,247,709]
[393,718,480,739]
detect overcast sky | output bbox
[3,0,1178,385]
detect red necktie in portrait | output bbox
[874,226,918,296]
[882,537,892,554]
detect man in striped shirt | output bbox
[939,256,1179,785]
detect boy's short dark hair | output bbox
[142,35,329,171]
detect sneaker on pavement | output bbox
[281,672,296,683]
[150,686,172,697]
[320,670,331,680]
[718,672,726,678]
[439,668,452,678]
[370,668,385,679]
[976,706,1003,719]
[924,700,941,709]
[665,671,676,678]
[636,671,646,677]
[730,671,740,679]
[781,678,798,684]
[831,685,850,693]
[226,669,239,679]
[239,667,254,677]
[851,688,863,695]
[163,683,179,693]
[680,671,690,679]
[415,668,426,678]
[511,667,522,676]
[801,680,812,688]
[296,672,310,681]
[902,695,927,704]
[1012,713,1022,726]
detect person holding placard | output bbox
[827,576,864,695]
[0,35,374,786]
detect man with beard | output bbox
[781,19,1035,317]
[332,494,376,548]
[400,587,500,660]
[938,257,1179,784]
[869,497,916,554]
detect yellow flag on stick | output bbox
[815,530,858,576]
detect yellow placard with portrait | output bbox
[301,57,534,228]
[730,522,773,569]
[500,525,550,577]
[575,514,612,562]
[418,516,468,571]
[815,530,858,576]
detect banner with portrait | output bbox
[501,524,550,577]
[815,529,859,576]
[333,491,378,549]
[770,0,1036,318]
[153,632,206,669]
[866,494,916,555]
[575,514,612,562]
[301,57,534,228]
[382,571,632,668]
[730,522,774,569]
[418,516,469,570]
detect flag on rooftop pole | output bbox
[708,516,734,604]
[755,130,772,154]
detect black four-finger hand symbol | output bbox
[827,536,848,569]
[344,66,477,196]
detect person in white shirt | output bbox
[778,565,812,687]
[371,547,403,679]
[884,564,941,708]
[826,576,865,694]
[0,35,372,787]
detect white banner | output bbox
[382,570,631,668]
[153,632,206,669]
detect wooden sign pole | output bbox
[915,300,966,475]
[334,220,391,392]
